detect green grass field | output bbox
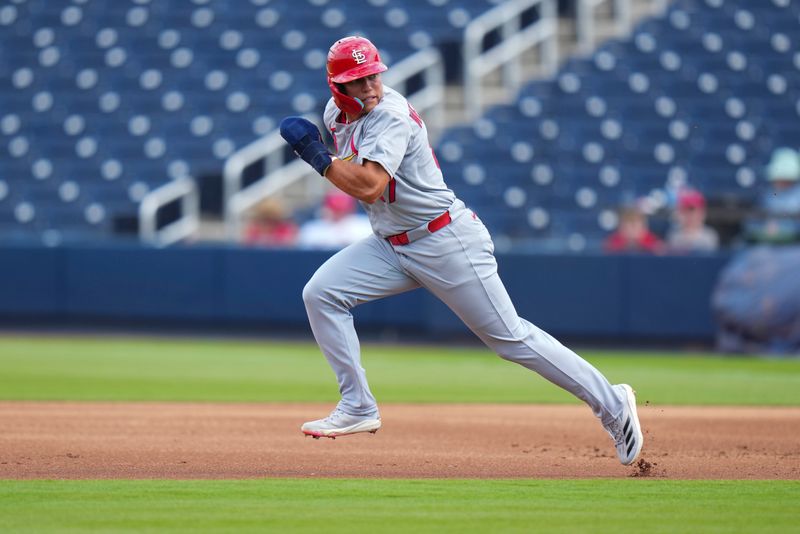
[0,479,797,533]
[1,335,799,533]
[1,335,799,405]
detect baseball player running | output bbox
[280,36,643,465]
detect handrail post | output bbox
[542,0,559,75]
[139,176,200,247]
[614,0,632,35]
[463,24,483,123]
[576,0,594,53]
[463,0,558,121]
[577,0,632,53]
[501,3,522,95]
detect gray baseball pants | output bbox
[302,201,625,425]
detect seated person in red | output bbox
[243,197,299,247]
[604,204,664,254]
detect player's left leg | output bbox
[302,233,420,436]
[400,210,642,463]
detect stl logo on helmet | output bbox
[351,49,367,65]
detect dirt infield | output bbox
[1,402,798,480]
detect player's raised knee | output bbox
[302,275,343,310]
[302,277,323,308]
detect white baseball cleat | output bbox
[604,384,644,465]
[301,408,381,439]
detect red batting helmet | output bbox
[327,36,387,115]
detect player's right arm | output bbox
[330,104,410,204]
[324,159,389,204]
[280,115,391,204]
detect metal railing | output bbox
[463,0,559,121]
[576,0,632,53]
[225,160,323,242]
[139,176,200,247]
[223,47,445,242]
[223,114,323,241]
[651,0,671,15]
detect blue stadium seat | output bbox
[435,0,800,247]
[0,0,502,242]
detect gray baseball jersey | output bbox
[307,85,627,428]
[323,86,454,237]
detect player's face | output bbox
[678,205,704,229]
[342,74,383,113]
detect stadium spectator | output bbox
[667,189,719,253]
[604,203,664,254]
[745,147,800,244]
[243,197,299,247]
[296,189,373,249]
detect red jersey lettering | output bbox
[408,103,423,128]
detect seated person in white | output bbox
[297,190,373,249]
[667,189,719,253]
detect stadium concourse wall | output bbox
[0,244,728,342]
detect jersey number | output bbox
[380,178,396,204]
